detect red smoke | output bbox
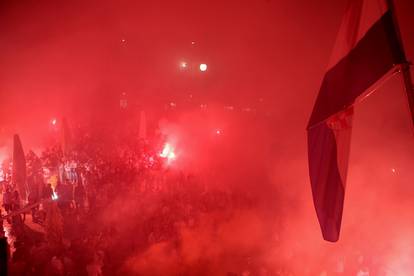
[0,0,414,274]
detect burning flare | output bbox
[51,191,58,201]
[160,143,176,161]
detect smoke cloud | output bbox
[1,0,414,275]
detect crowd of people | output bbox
[0,124,262,275]
[0,122,386,276]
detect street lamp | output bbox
[199,63,207,72]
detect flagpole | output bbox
[400,62,414,127]
[386,0,414,127]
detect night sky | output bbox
[0,0,409,132]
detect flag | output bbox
[307,0,406,242]
[12,134,27,201]
[61,118,72,156]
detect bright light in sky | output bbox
[51,118,57,125]
[391,168,396,173]
[199,63,207,72]
[216,129,221,135]
[180,61,188,69]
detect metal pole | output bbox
[386,0,414,127]
[400,62,414,127]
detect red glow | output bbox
[0,1,413,274]
[180,61,188,69]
